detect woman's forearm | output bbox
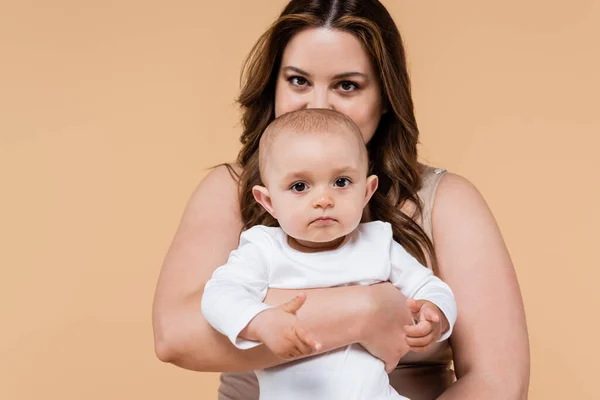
[437,372,528,400]
[154,288,278,372]
[154,285,371,372]
[153,167,376,372]
[263,285,371,349]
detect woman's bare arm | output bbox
[152,165,404,372]
[432,174,530,399]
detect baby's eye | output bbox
[291,182,308,192]
[334,178,351,188]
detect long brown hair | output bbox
[229,0,437,271]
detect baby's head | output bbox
[253,109,378,249]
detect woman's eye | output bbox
[334,178,351,188]
[289,76,309,87]
[338,81,358,92]
[291,182,308,192]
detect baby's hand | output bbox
[404,298,448,352]
[247,293,322,360]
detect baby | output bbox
[201,109,457,400]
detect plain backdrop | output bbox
[1,0,598,399]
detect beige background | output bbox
[1,0,598,399]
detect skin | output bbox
[247,129,449,369]
[152,27,530,398]
[274,29,385,141]
[254,130,376,248]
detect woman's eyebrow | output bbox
[282,66,311,77]
[282,66,368,80]
[332,72,368,80]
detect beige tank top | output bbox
[218,166,455,400]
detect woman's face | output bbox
[274,27,385,144]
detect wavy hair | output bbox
[228,0,437,271]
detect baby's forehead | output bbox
[269,127,358,146]
[266,130,368,174]
[258,109,368,178]
[267,129,365,160]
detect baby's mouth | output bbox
[311,216,337,225]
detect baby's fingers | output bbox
[405,331,435,350]
[422,306,440,323]
[294,325,322,354]
[404,320,433,338]
[278,345,302,360]
[291,335,313,356]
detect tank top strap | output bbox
[417,166,448,242]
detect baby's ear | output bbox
[364,175,379,206]
[252,185,276,218]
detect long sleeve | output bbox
[389,239,457,341]
[201,227,273,350]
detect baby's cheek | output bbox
[345,201,366,224]
[280,212,306,235]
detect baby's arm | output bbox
[201,228,320,358]
[389,239,457,348]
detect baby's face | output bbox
[260,131,375,246]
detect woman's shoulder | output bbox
[418,164,480,202]
[185,162,242,215]
[418,165,488,237]
[209,162,243,181]
[435,172,484,206]
[418,163,447,177]
[417,164,448,200]
[196,162,241,191]
[431,170,494,233]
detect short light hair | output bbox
[258,109,368,178]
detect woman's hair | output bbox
[229,0,437,271]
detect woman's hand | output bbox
[359,282,413,373]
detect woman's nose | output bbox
[306,87,334,110]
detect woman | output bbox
[152,1,530,399]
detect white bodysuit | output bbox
[202,221,457,400]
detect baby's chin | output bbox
[283,220,359,245]
[294,228,351,246]
[306,234,345,245]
